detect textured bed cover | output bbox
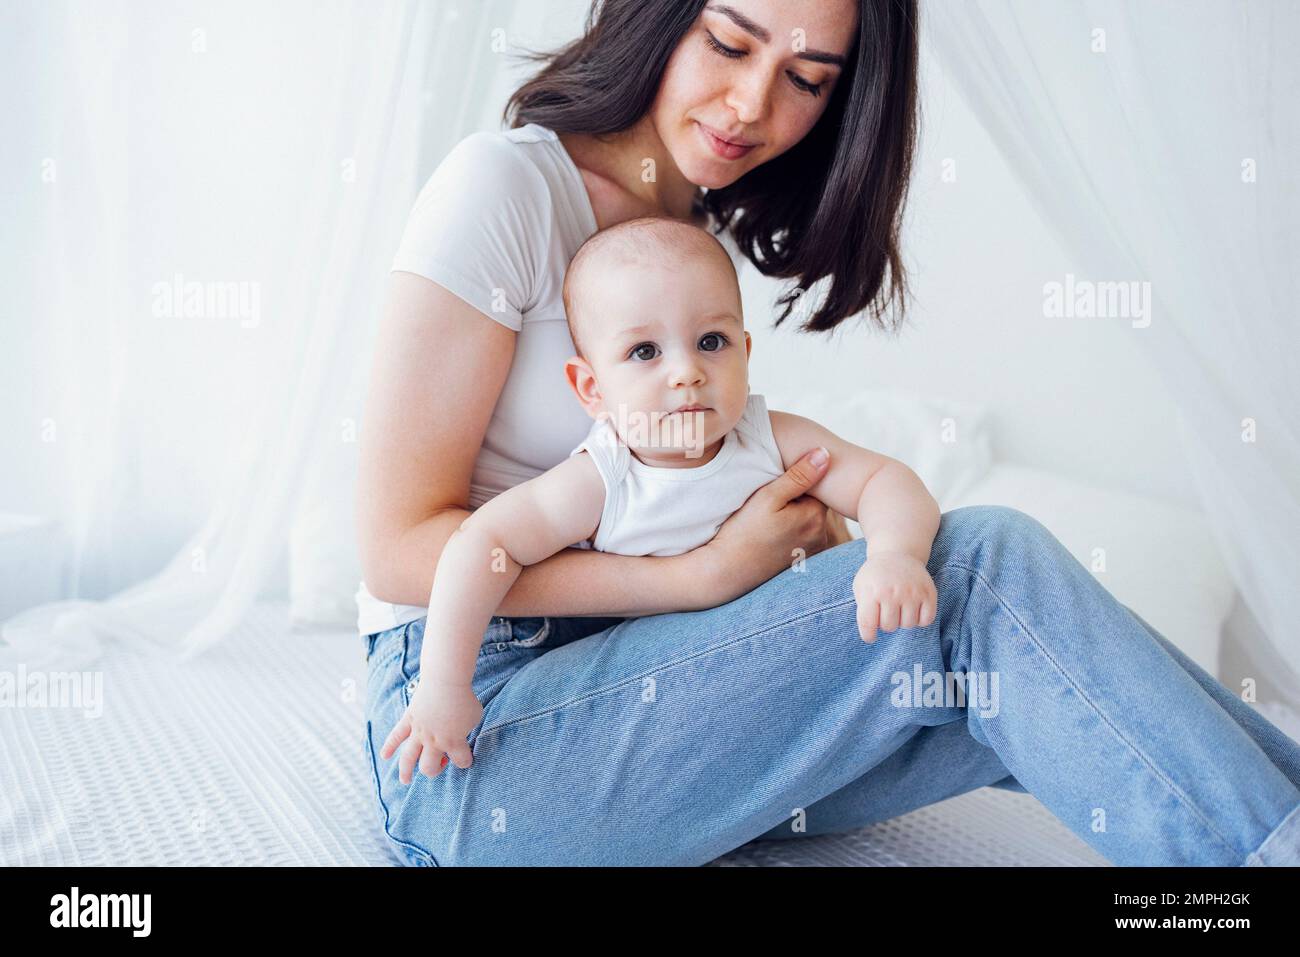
[0,601,1105,867]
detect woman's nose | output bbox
[725,70,771,126]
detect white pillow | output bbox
[946,463,1235,675]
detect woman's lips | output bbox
[696,121,756,161]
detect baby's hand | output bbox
[379,678,484,785]
[852,552,938,643]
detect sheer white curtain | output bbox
[923,0,1299,677]
[1,0,520,668]
[6,0,1296,683]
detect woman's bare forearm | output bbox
[494,541,713,617]
[367,508,714,618]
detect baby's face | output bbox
[566,253,751,463]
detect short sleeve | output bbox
[390,131,549,332]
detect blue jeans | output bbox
[361,505,1300,866]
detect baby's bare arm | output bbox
[769,410,940,564]
[419,453,606,687]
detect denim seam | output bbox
[363,720,439,867]
[476,598,854,743]
[398,621,415,680]
[398,622,417,705]
[939,559,1241,859]
[1245,801,1300,866]
[369,646,403,674]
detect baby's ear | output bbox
[744,330,753,359]
[564,356,603,417]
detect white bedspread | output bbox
[0,601,1105,866]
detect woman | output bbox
[356,0,1300,866]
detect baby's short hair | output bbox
[562,216,737,360]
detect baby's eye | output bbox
[629,343,659,361]
[698,333,727,352]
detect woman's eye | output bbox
[699,333,727,352]
[789,72,823,97]
[705,27,822,97]
[630,343,659,361]
[704,31,744,59]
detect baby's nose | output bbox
[668,362,705,388]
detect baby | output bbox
[381,217,941,782]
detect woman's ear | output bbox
[564,356,604,417]
[744,331,753,359]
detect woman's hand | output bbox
[380,678,484,785]
[698,448,844,605]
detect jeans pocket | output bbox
[393,618,544,703]
[507,616,552,648]
[366,620,410,669]
[362,720,439,867]
[365,623,412,709]
[478,616,551,658]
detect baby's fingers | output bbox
[398,737,423,786]
[380,712,412,760]
[898,601,919,630]
[418,746,447,780]
[857,599,880,644]
[920,599,937,628]
[446,741,474,770]
[913,580,938,630]
[877,599,900,634]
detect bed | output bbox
[3,386,1272,866]
[0,599,1110,867]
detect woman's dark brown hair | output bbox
[504,0,919,335]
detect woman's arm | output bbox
[356,271,717,619]
[357,272,845,619]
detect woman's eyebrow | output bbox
[704,3,847,67]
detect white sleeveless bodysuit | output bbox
[568,392,785,557]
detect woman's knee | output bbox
[802,506,1060,609]
[930,504,1057,569]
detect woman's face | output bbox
[650,0,859,189]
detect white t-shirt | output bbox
[569,392,785,556]
[356,123,746,635]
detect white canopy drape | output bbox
[1,0,521,668]
[4,0,1296,688]
[924,0,1299,679]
